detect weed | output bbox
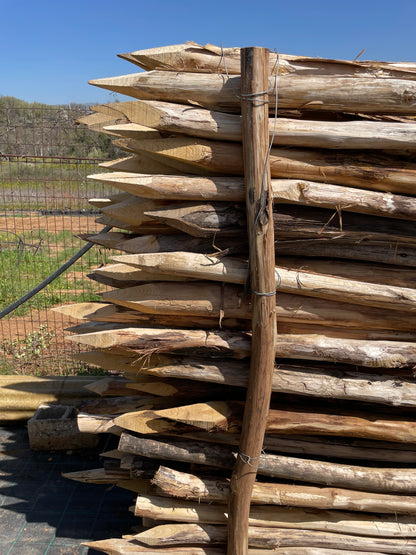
[1,325,55,363]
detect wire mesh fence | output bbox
[0,103,117,375]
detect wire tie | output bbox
[238,451,260,467]
[238,449,266,467]
[252,290,276,297]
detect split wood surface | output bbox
[114,401,416,443]
[150,400,416,443]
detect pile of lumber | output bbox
[57,43,416,554]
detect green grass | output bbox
[0,228,109,317]
[0,233,111,376]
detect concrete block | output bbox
[28,404,99,450]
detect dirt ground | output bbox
[1,307,77,341]
[0,213,99,235]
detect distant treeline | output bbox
[0,96,118,159]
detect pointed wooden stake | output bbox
[227,47,276,555]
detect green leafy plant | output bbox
[1,325,55,363]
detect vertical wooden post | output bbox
[227,47,276,554]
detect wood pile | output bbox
[57,43,416,554]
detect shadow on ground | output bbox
[0,425,138,555]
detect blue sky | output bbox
[1,0,415,105]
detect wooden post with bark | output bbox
[227,47,276,554]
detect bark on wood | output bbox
[133,493,416,537]
[86,232,234,257]
[89,251,416,290]
[84,228,416,268]
[279,257,416,288]
[89,70,416,115]
[119,43,416,80]
[62,302,248,331]
[122,429,416,463]
[112,252,416,313]
[276,239,416,267]
[140,357,416,407]
[118,434,416,492]
[153,400,416,442]
[101,99,416,150]
[153,432,416,463]
[67,326,416,368]
[133,522,416,553]
[88,172,416,221]
[142,203,416,243]
[101,281,416,332]
[153,465,416,514]
[116,136,416,195]
[73,348,416,409]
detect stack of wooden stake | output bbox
[57,43,416,554]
